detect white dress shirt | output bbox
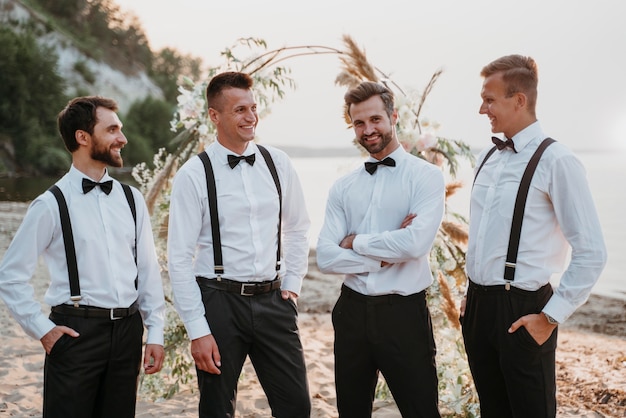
[316,146,445,296]
[167,141,310,340]
[0,165,165,344]
[467,121,607,322]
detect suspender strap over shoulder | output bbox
[121,183,138,289]
[198,151,225,278]
[472,146,498,186]
[48,185,81,306]
[504,137,556,281]
[48,182,138,305]
[257,145,282,272]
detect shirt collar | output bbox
[68,165,112,192]
[210,140,256,167]
[510,121,544,153]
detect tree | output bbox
[150,47,204,103]
[0,27,68,175]
[122,97,176,166]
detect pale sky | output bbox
[121,0,626,151]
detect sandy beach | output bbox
[0,201,624,417]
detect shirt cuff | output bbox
[145,326,165,346]
[542,293,576,324]
[281,275,303,296]
[32,317,57,341]
[185,316,212,341]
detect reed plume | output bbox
[441,220,468,247]
[437,271,461,330]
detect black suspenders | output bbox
[48,183,137,306]
[474,138,556,283]
[198,145,282,280]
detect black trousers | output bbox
[43,310,143,418]
[461,280,557,418]
[196,285,311,418]
[332,285,441,418]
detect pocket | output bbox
[48,333,72,357]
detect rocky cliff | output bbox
[0,0,163,112]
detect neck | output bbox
[73,157,107,181]
[216,136,251,155]
[371,141,400,161]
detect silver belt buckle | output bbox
[240,283,256,296]
[110,309,123,320]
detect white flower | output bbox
[197,124,209,136]
[416,132,437,151]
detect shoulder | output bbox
[256,144,291,164]
[175,154,206,182]
[329,165,361,195]
[255,144,296,175]
[400,153,444,177]
[115,182,146,206]
[540,139,583,169]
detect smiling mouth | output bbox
[362,134,380,142]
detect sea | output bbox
[1,149,624,299]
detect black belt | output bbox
[51,301,139,320]
[467,279,550,294]
[196,276,281,296]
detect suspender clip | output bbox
[70,296,82,308]
[505,281,511,291]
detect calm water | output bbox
[1,151,624,298]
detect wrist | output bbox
[543,311,559,325]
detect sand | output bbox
[0,201,624,417]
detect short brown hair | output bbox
[206,71,254,111]
[57,96,118,152]
[344,81,395,120]
[481,54,538,112]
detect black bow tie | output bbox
[492,136,517,152]
[228,153,256,169]
[364,157,396,175]
[82,178,113,195]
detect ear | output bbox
[391,108,399,125]
[208,107,219,124]
[75,130,90,146]
[515,92,528,109]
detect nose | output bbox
[479,102,487,115]
[119,131,128,145]
[245,108,257,122]
[362,122,375,136]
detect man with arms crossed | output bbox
[317,81,444,418]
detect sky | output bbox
[121,0,626,152]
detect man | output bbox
[316,81,445,417]
[167,71,311,417]
[0,96,165,417]
[461,54,607,418]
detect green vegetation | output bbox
[0,0,209,176]
[0,27,69,175]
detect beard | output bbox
[358,129,393,156]
[91,136,123,168]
